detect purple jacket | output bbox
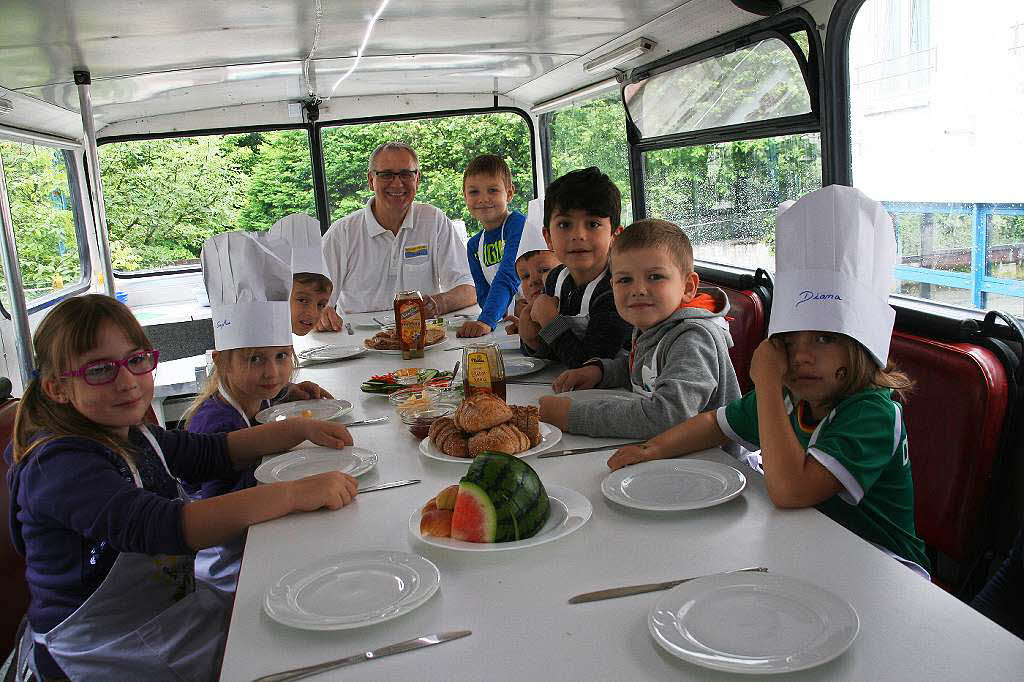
[186,394,265,498]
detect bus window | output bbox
[98,130,314,273]
[320,112,534,236]
[545,93,633,225]
[624,23,821,271]
[0,141,86,307]
[849,0,1024,316]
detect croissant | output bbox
[428,416,456,440]
[432,420,470,458]
[453,394,512,433]
[509,405,541,448]
[468,423,530,457]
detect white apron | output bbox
[553,267,604,339]
[630,337,665,398]
[192,386,263,596]
[21,426,229,681]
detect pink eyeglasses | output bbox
[61,350,160,386]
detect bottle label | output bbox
[466,351,492,389]
[398,301,422,346]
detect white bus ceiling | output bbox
[0,0,829,139]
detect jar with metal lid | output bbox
[462,342,506,400]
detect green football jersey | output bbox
[719,387,929,571]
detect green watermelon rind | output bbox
[457,451,550,543]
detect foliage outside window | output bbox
[546,94,633,226]
[644,134,821,270]
[850,0,1024,316]
[0,140,84,307]
[99,130,314,272]
[321,112,534,236]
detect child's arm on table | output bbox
[284,381,333,401]
[224,418,352,468]
[749,339,842,508]
[607,411,727,470]
[551,364,602,393]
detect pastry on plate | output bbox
[468,422,530,456]
[453,393,513,432]
[509,404,541,447]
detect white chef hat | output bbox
[269,213,330,278]
[515,197,551,262]
[768,185,898,368]
[201,231,294,351]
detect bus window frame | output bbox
[97,105,538,279]
[314,105,540,221]
[0,142,92,319]
[620,7,827,225]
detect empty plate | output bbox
[254,446,378,483]
[263,550,440,630]
[601,459,746,511]
[297,344,367,363]
[649,572,859,674]
[503,357,549,378]
[254,399,353,423]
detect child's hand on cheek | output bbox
[750,338,788,389]
[530,294,560,327]
[517,301,541,348]
[302,420,354,449]
[538,395,571,430]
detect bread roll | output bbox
[468,423,530,457]
[509,405,541,447]
[453,394,512,432]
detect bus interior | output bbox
[1,0,1022,657]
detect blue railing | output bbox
[884,201,1024,308]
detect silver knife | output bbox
[538,441,647,459]
[359,479,420,493]
[568,567,769,604]
[252,630,471,682]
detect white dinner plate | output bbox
[601,459,746,511]
[503,357,549,378]
[561,388,640,402]
[254,399,353,423]
[253,446,378,483]
[297,344,367,363]
[409,484,592,552]
[649,572,860,674]
[263,550,440,630]
[364,338,449,354]
[418,422,562,464]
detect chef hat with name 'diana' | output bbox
[201,231,293,351]
[515,197,551,262]
[768,185,899,368]
[269,213,330,278]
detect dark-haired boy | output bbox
[518,167,632,367]
[539,219,741,438]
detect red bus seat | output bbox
[890,330,1010,591]
[720,285,768,394]
[0,398,28,656]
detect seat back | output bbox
[719,286,768,394]
[890,331,1010,588]
[0,398,28,655]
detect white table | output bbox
[220,326,1024,681]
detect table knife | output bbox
[568,567,769,604]
[538,441,647,459]
[359,479,420,493]
[251,630,471,682]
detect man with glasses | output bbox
[316,141,476,330]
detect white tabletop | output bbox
[220,326,1024,681]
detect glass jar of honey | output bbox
[394,290,426,359]
[462,342,506,400]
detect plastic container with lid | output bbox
[401,403,457,439]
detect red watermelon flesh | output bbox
[450,482,497,542]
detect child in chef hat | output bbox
[183,230,344,594]
[608,185,929,578]
[504,198,561,335]
[269,213,335,336]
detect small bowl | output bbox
[392,368,423,386]
[401,403,457,439]
[388,386,440,415]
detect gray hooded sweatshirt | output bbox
[567,287,742,439]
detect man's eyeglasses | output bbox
[61,350,160,386]
[372,169,419,182]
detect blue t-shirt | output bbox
[466,210,525,328]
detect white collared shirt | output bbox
[322,198,474,313]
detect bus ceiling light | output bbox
[583,38,656,74]
[530,76,621,115]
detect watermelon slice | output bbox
[449,452,550,543]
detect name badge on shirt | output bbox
[404,244,429,259]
